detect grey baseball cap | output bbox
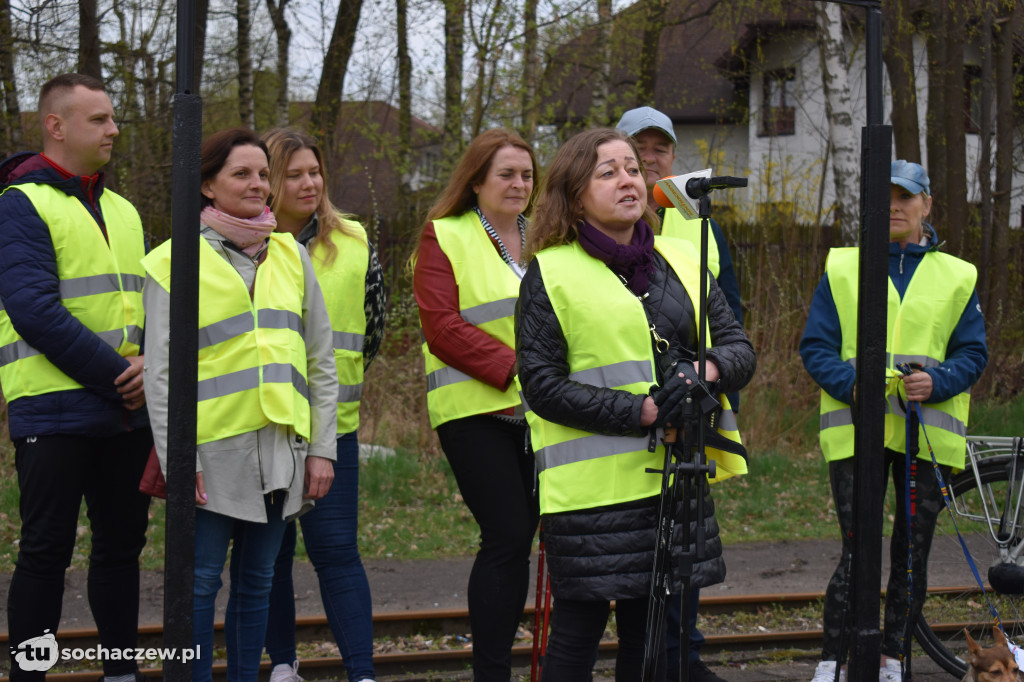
[615,106,677,144]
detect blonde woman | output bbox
[261,128,385,682]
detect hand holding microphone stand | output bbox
[640,171,748,682]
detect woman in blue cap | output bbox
[800,160,988,682]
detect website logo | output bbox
[11,630,59,672]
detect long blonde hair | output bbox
[262,128,365,266]
[526,128,659,262]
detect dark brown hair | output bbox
[38,73,106,117]
[525,128,659,261]
[200,128,269,208]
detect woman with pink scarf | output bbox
[141,127,339,682]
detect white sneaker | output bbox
[269,661,304,682]
[879,659,903,682]
[810,661,846,682]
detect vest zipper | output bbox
[899,251,905,275]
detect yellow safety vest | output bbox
[819,247,976,468]
[143,232,311,444]
[660,207,720,279]
[0,183,145,401]
[308,219,368,434]
[421,212,521,429]
[524,238,745,516]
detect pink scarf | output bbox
[200,206,277,256]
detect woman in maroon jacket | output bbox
[412,128,539,681]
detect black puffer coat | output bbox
[515,244,756,601]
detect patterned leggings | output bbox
[821,450,951,661]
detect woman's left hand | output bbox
[304,455,335,500]
[693,360,720,383]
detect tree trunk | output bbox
[237,0,254,128]
[988,0,1018,323]
[815,3,859,243]
[78,0,102,79]
[592,0,611,123]
[194,0,209,91]
[977,9,994,299]
[312,0,364,147]
[0,0,21,149]
[443,0,466,154]
[882,0,920,161]
[635,0,666,109]
[940,0,967,256]
[265,0,292,127]
[397,0,411,153]
[520,0,538,138]
[923,3,946,227]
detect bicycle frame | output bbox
[955,436,1024,565]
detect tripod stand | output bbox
[640,179,747,682]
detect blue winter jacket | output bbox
[0,152,150,439]
[799,225,988,407]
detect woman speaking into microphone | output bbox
[515,128,755,681]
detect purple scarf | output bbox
[577,219,656,295]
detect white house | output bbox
[547,4,1024,229]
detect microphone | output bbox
[653,169,748,220]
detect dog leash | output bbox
[894,362,1024,668]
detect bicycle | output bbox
[914,434,1024,675]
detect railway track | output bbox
[0,590,977,681]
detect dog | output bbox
[963,626,1023,682]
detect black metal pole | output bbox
[163,1,201,679]
[848,4,890,680]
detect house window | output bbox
[761,68,796,136]
[964,64,982,134]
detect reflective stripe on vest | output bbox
[143,232,311,443]
[819,247,976,467]
[523,238,745,516]
[421,212,521,428]
[309,218,369,433]
[0,183,146,401]
[660,208,720,278]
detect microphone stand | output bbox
[641,179,747,682]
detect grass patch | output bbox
[0,396,1020,573]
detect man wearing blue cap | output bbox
[800,160,988,682]
[615,105,739,682]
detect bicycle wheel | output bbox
[915,449,1024,676]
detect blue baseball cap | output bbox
[615,107,677,144]
[891,160,930,195]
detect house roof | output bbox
[288,100,441,218]
[541,0,816,126]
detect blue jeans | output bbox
[266,432,375,681]
[194,494,288,682]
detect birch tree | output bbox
[815,1,859,242]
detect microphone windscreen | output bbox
[652,182,673,209]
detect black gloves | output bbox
[652,361,719,428]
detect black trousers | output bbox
[7,429,152,680]
[821,451,950,661]
[540,596,667,682]
[437,414,539,681]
